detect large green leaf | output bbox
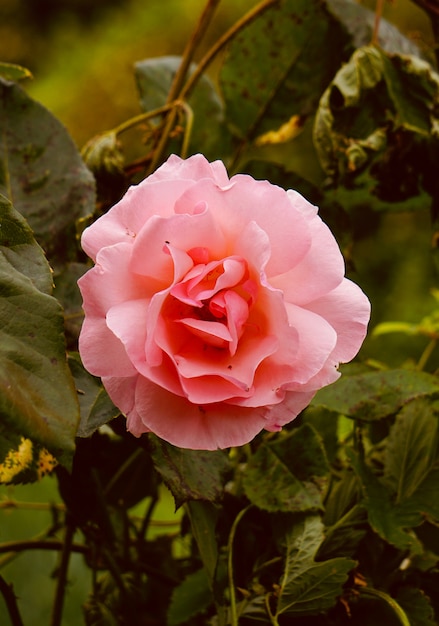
[0,78,95,264]
[148,435,230,509]
[135,56,231,160]
[219,0,351,140]
[0,195,79,469]
[275,515,355,617]
[349,450,422,553]
[312,369,439,421]
[384,397,439,503]
[243,425,329,513]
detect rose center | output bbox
[170,255,257,355]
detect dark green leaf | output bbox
[312,369,439,421]
[276,515,355,616]
[68,353,120,438]
[219,0,351,140]
[0,196,79,468]
[326,0,422,57]
[186,501,219,586]
[349,450,422,552]
[148,435,230,508]
[384,397,439,502]
[396,587,436,626]
[0,78,95,264]
[167,567,212,626]
[243,425,329,513]
[313,45,439,208]
[135,56,231,159]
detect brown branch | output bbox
[0,575,24,626]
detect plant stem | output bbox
[50,519,75,626]
[227,506,251,626]
[0,539,87,556]
[0,575,24,626]
[167,0,222,104]
[147,0,221,175]
[360,587,411,626]
[371,0,384,45]
[417,337,437,371]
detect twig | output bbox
[372,0,385,46]
[50,520,75,626]
[0,575,24,626]
[147,0,221,175]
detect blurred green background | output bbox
[1,1,438,624]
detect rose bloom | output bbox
[78,154,370,450]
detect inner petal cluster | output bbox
[169,252,257,356]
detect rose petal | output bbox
[149,153,231,187]
[130,208,226,282]
[270,210,345,305]
[81,179,194,261]
[79,317,137,377]
[78,243,149,318]
[131,377,269,449]
[305,278,371,363]
[173,177,312,276]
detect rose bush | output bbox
[78,154,370,449]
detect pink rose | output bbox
[78,154,370,450]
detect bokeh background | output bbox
[0,1,438,624]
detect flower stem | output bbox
[417,337,437,371]
[227,506,251,626]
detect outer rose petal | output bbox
[81,179,194,261]
[79,317,137,377]
[148,153,230,187]
[132,377,270,450]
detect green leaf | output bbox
[0,62,33,82]
[349,450,422,552]
[312,369,439,421]
[219,0,351,140]
[167,567,212,626]
[396,587,436,626]
[0,78,95,264]
[243,425,329,513]
[68,353,120,438]
[326,0,422,57]
[384,398,439,502]
[186,501,219,587]
[275,515,355,616]
[148,435,230,509]
[313,45,439,209]
[135,56,231,159]
[0,196,79,468]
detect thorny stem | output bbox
[0,575,24,626]
[228,506,252,626]
[50,519,75,626]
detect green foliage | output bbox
[0,195,79,469]
[1,1,439,625]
